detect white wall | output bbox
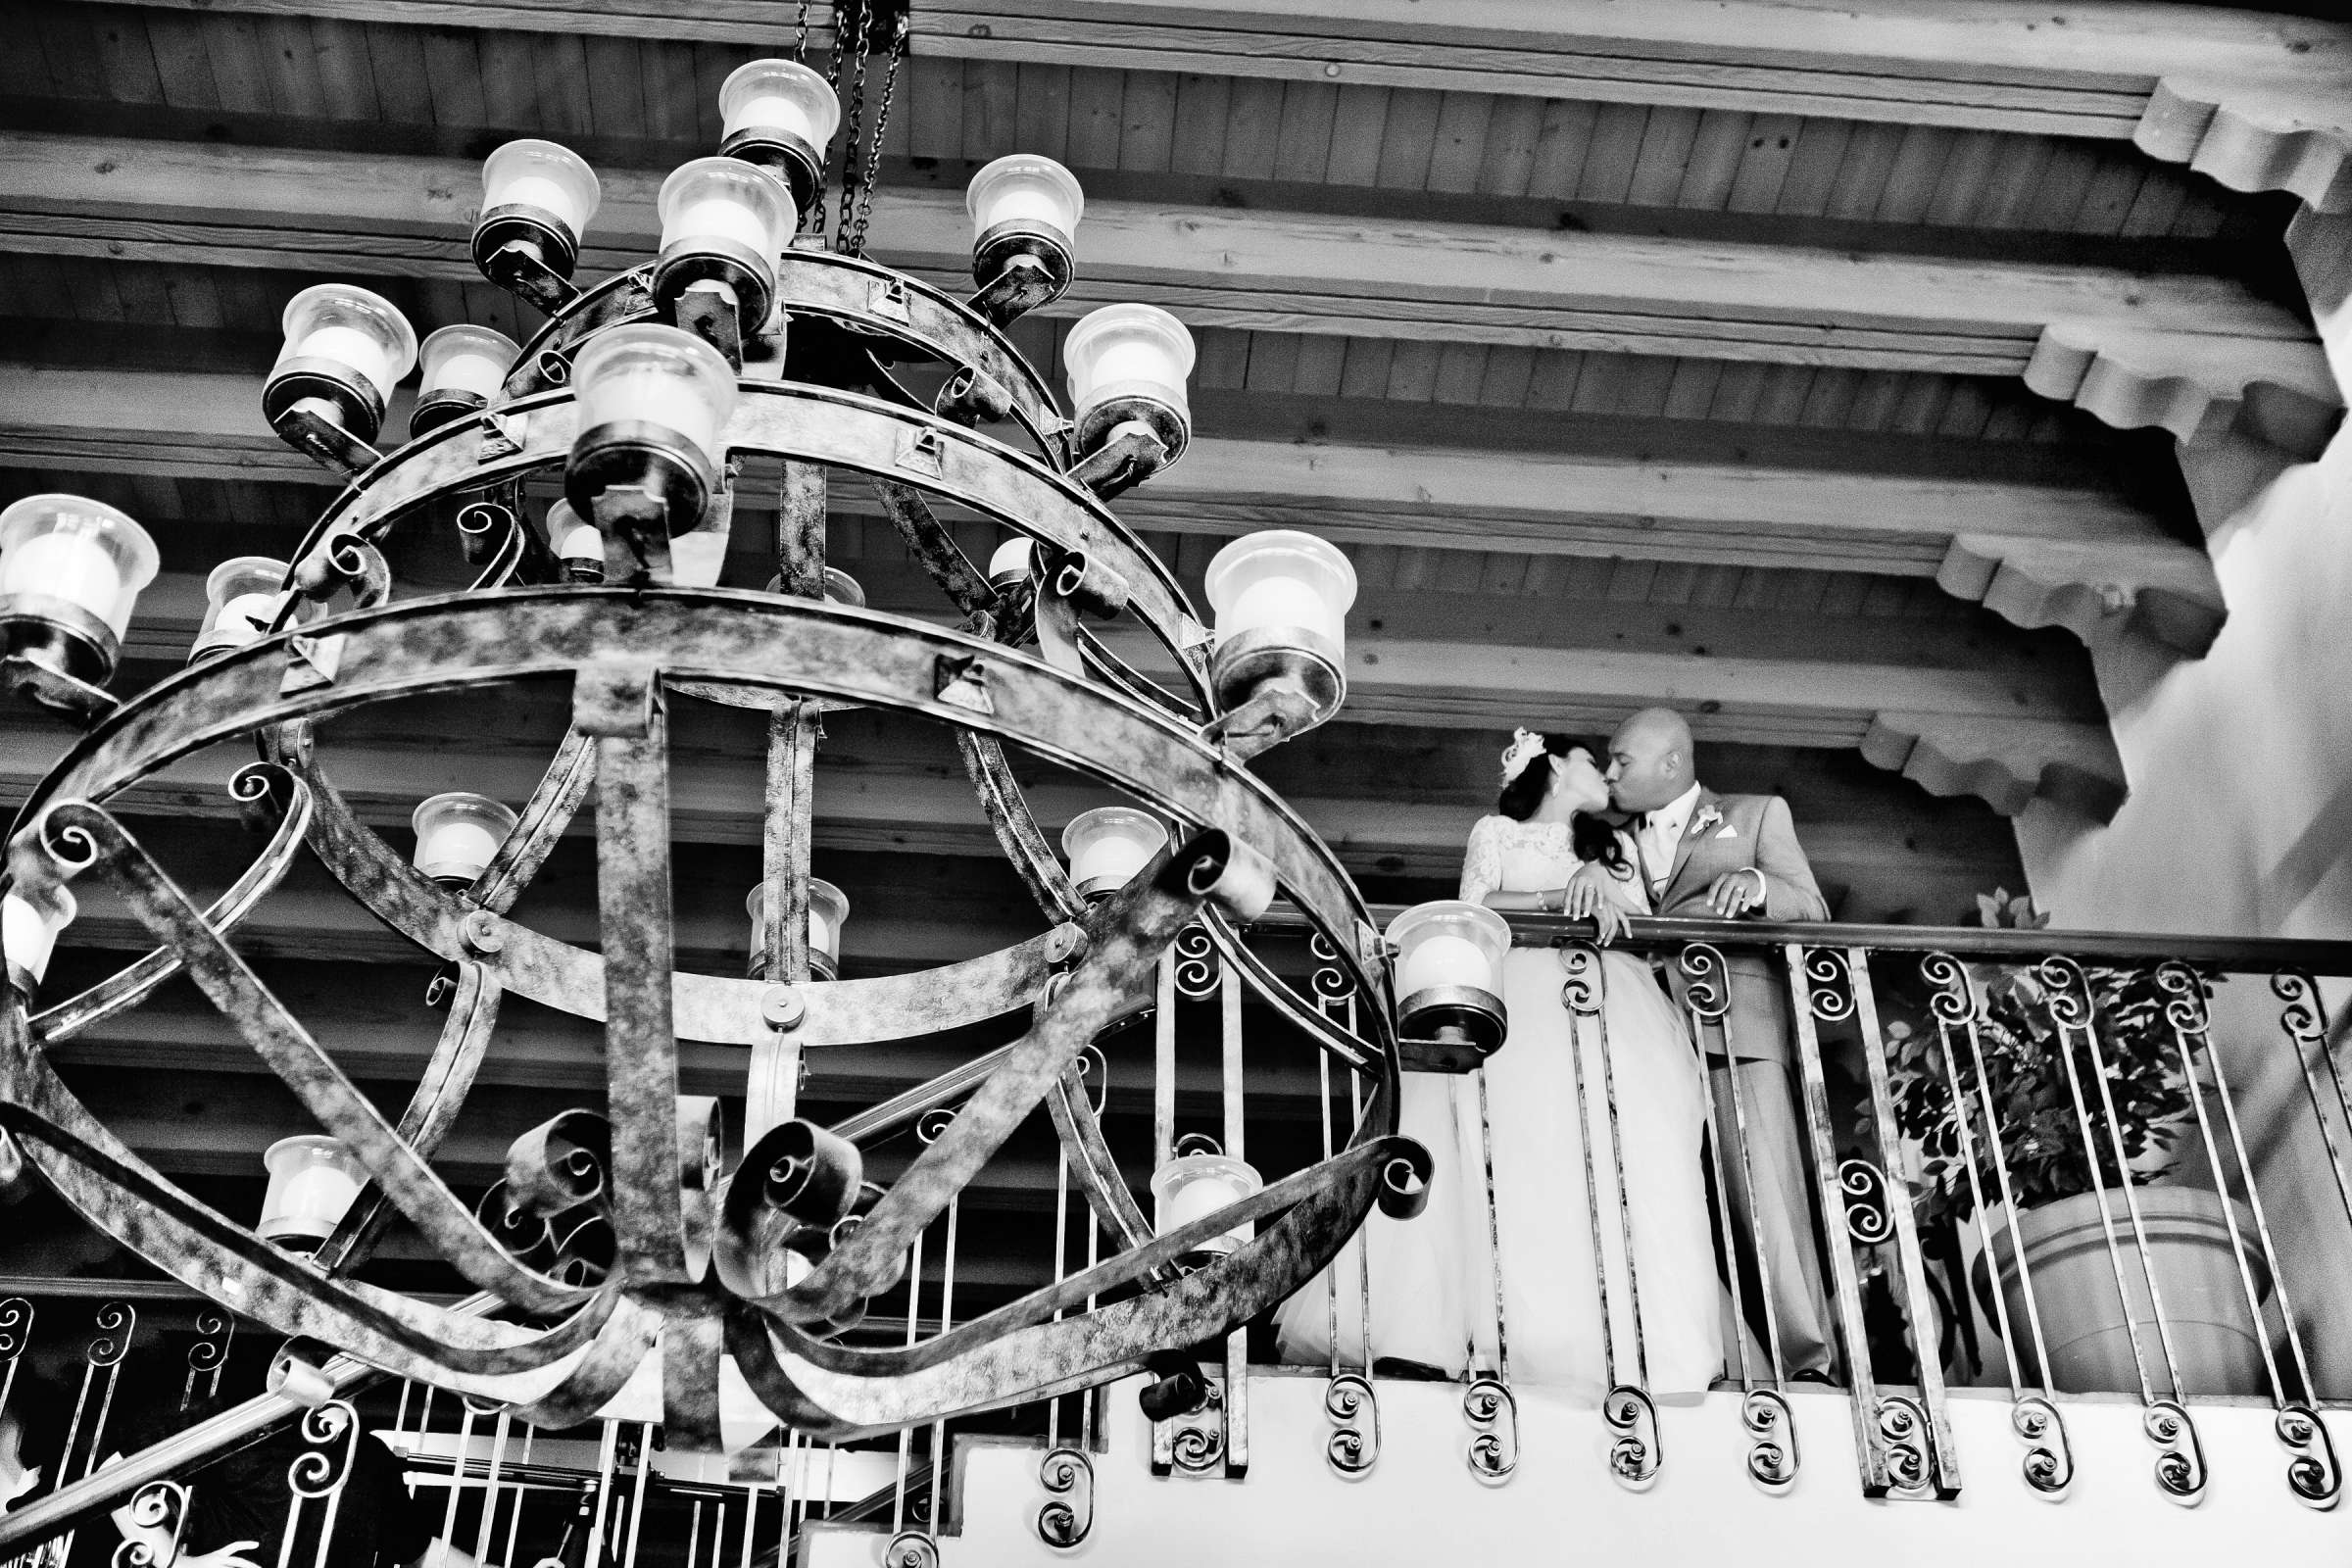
[804,1373,2352,1567]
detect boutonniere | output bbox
[1690,805,1724,837]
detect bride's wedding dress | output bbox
[1277,815,1725,1402]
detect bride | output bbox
[1278,728,1724,1401]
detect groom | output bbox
[1603,708,1838,1381]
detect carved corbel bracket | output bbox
[1861,711,2127,823]
[2136,78,2352,215]
[1936,533,2225,658]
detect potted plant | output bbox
[1880,891,2274,1396]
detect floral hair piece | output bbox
[1499,726,1547,784]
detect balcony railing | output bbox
[3,911,2351,1564]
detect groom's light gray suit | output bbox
[1643,788,1838,1379]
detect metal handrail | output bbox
[1255,906,2352,974]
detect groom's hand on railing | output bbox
[1703,867,1769,918]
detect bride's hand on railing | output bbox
[1558,865,1629,946]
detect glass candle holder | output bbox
[718,59,840,204]
[259,1136,368,1248]
[746,878,850,980]
[1151,1152,1262,1269]
[1063,303,1195,458]
[987,537,1033,590]
[0,493,161,683]
[1386,899,1511,1054]
[274,284,417,407]
[1060,807,1168,899]
[3,883,75,994]
[191,556,293,662]
[414,324,520,431]
[481,139,603,243]
[571,322,740,470]
[967,154,1085,247]
[655,157,794,326]
[760,568,864,605]
[548,499,606,582]
[1201,528,1356,729]
[411,792,519,886]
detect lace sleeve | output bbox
[1459,816,1503,904]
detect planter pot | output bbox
[1971,1186,2273,1397]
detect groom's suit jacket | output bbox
[1648,789,1830,1066]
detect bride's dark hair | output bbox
[1497,733,1627,872]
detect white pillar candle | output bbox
[570,323,740,466]
[411,792,519,884]
[214,592,280,645]
[482,139,603,237]
[964,154,1085,243]
[1397,932,1492,998]
[548,501,604,563]
[3,887,74,987]
[0,494,160,640]
[291,324,399,399]
[1,532,124,625]
[418,324,520,402]
[1204,529,1357,650]
[259,1136,368,1245]
[720,59,841,151]
[669,528,728,588]
[1060,807,1167,897]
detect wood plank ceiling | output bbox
[0,0,2335,1309]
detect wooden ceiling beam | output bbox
[0,361,2225,656]
[0,132,2331,450]
[74,0,2352,211]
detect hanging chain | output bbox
[848,14,907,259]
[832,0,874,254]
[792,0,810,64]
[808,0,860,243]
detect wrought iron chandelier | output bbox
[0,0,1452,1466]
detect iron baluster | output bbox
[2037,956,2206,1504]
[1310,929,1379,1478]
[1920,952,2072,1499]
[1785,944,1886,1495]
[1560,943,1660,1488]
[275,1401,360,1568]
[1460,1066,1517,1484]
[1219,957,1249,1479]
[1688,943,1799,1493]
[181,1309,234,1412]
[2157,962,2340,1508]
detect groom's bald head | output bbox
[1605,707,1694,813]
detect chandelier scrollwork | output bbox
[0,45,1424,1452]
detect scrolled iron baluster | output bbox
[1603,1386,1661,1491]
[282,1400,362,1568]
[1034,1446,1095,1548]
[1875,1395,1934,1494]
[0,1296,31,1419]
[110,1479,190,1568]
[2146,1400,2208,1505]
[182,1308,235,1410]
[1741,1390,1798,1494]
[2278,1404,2343,1510]
[1461,1377,1517,1485]
[1801,946,1856,1023]
[2157,962,2341,1510]
[1322,1374,1378,1480]
[70,1301,137,1483]
[1171,924,1219,1002]
[1921,950,2072,1499]
[2013,1396,2074,1499]
[881,1531,939,1568]
[1169,1401,1225,1475]
[1836,1158,1893,1246]
[2039,955,2204,1504]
